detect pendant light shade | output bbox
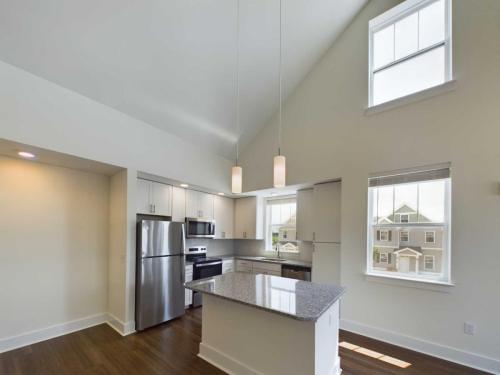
[232,165,242,194]
[273,154,286,188]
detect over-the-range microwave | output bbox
[185,217,216,238]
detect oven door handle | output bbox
[195,261,222,268]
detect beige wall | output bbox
[108,171,128,323]
[0,156,109,339]
[240,0,500,367]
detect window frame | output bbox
[368,0,453,108]
[379,230,389,241]
[264,195,298,253]
[400,230,409,242]
[380,252,389,264]
[366,169,452,284]
[400,214,409,223]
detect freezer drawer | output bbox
[136,255,185,330]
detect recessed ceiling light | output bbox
[18,151,35,159]
[218,192,225,196]
[180,183,189,188]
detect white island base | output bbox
[198,295,341,375]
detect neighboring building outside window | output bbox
[425,231,436,243]
[400,214,409,223]
[367,166,451,283]
[265,196,298,253]
[368,0,452,107]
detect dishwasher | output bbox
[281,264,311,281]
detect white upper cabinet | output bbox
[137,178,152,214]
[198,192,214,219]
[214,195,234,239]
[136,178,172,217]
[312,182,341,243]
[185,190,214,219]
[185,190,198,218]
[296,188,314,241]
[152,182,172,217]
[234,196,264,240]
[171,186,186,222]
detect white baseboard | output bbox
[340,319,500,375]
[0,313,108,354]
[198,342,260,375]
[106,313,136,336]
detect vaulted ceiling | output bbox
[0,0,368,159]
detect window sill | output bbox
[365,272,455,293]
[365,80,457,116]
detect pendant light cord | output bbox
[235,0,240,166]
[278,0,282,156]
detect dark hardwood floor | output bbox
[0,308,489,375]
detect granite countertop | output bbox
[185,272,345,321]
[219,255,312,268]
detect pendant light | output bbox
[273,0,286,188]
[232,0,243,194]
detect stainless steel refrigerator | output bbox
[136,219,185,331]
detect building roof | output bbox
[394,246,423,254]
[377,203,432,224]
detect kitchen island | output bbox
[185,272,345,375]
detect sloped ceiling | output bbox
[0,0,368,159]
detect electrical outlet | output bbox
[464,322,476,335]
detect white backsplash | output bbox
[185,238,234,257]
[186,238,313,262]
[233,240,313,262]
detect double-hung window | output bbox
[265,196,298,253]
[367,165,451,283]
[369,0,452,107]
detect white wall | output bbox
[0,156,109,340]
[240,0,500,371]
[0,60,233,193]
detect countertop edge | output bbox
[220,255,312,268]
[185,278,345,322]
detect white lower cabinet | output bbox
[236,259,253,273]
[235,259,281,276]
[185,264,193,308]
[222,259,234,274]
[252,261,281,276]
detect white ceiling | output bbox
[0,0,367,159]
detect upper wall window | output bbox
[369,0,452,107]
